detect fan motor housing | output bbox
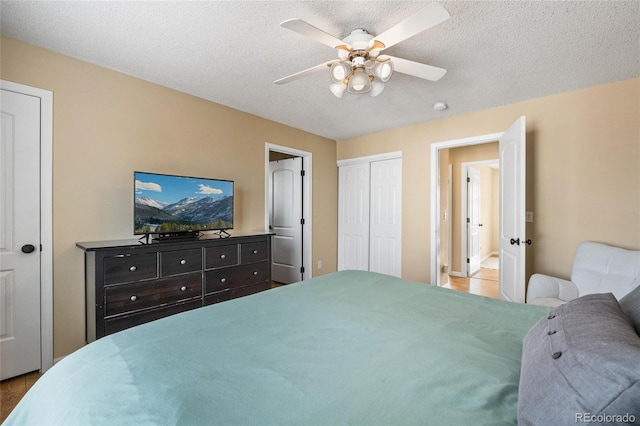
[339,29,377,59]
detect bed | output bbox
[5,270,639,425]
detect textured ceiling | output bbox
[1,1,638,140]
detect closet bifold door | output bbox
[337,155,402,277]
[338,162,371,271]
[369,158,402,277]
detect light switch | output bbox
[526,211,534,222]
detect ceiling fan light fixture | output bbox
[344,29,373,50]
[347,68,372,94]
[278,3,451,99]
[329,62,351,84]
[329,82,347,98]
[372,60,393,82]
[369,79,385,97]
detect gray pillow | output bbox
[619,284,640,336]
[518,293,640,425]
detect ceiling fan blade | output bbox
[374,3,450,50]
[281,18,348,50]
[386,56,447,81]
[274,62,329,85]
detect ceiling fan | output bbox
[274,2,451,98]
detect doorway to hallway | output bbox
[265,143,312,284]
[431,117,528,303]
[438,145,500,285]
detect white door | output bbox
[338,162,370,271]
[269,157,303,283]
[499,117,526,303]
[369,159,402,277]
[0,89,42,380]
[467,167,481,275]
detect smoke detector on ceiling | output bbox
[433,101,448,111]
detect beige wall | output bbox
[3,34,639,359]
[1,36,338,359]
[338,78,640,285]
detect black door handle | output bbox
[21,244,36,253]
[510,238,532,246]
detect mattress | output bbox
[4,270,548,425]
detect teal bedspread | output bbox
[4,271,548,425]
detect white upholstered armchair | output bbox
[526,241,640,307]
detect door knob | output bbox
[510,238,532,246]
[21,244,36,253]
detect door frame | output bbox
[430,132,502,287]
[464,165,482,277]
[1,79,53,372]
[459,159,499,277]
[264,143,312,280]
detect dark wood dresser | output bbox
[77,233,272,342]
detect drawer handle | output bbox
[220,277,227,283]
[180,259,187,265]
[130,295,138,302]
[129,265,137,272]
[252,249,258,254]
[180,286,187,291]
[220,254,226,259]
[253,271,258,276]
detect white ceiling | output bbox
[1,1,638,140]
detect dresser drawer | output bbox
[239,261,269,285]
[205,262,269,294]
[104,253,157,285]
[105,273,201,317]
[205,244,239,269]
[104,300,201,335]
[205,268,241,294]
[203,289,233,306]
[241,241,268,263]
[161,248,202,277]
[203,282,270,306]
[231,281,270,298]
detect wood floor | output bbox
[443,263,500,299]
[0,370,42,423]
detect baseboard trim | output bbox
[481,252,499,262]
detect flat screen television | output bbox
[134,171,234,237]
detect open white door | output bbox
[0,89,42,379]
[269,157,303,283]
[499,117,526,303]
[467,167,482,275]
